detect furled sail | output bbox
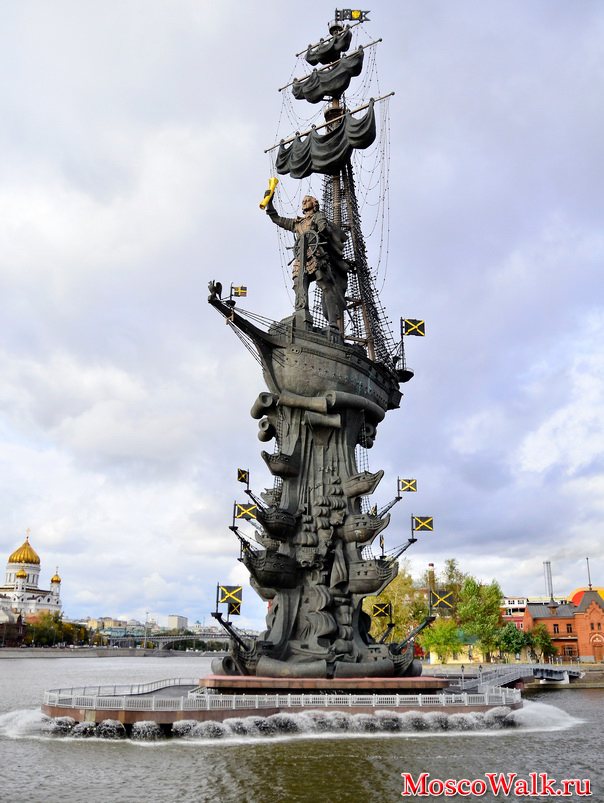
[292,49,364,104]
[305,27,352,65]
[275,101,376,179]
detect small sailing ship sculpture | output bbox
[209,14,427,679]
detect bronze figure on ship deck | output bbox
[265,194,349,330]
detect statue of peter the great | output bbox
[265,194,349,330]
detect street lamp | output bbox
[143,611,149,651]
[460,664,465,689]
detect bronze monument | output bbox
[209,15,429,679]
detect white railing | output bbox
[46,677,199,698]
[43,687,521,712]
[428,663,580,691]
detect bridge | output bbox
[107,630,258,650]
[430,663,583,693]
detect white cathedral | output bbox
[0,532,62,617]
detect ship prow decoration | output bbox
[209,14,427,680]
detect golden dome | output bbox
[15,568,27,578]
[51,572,61,584]
[8,535,40,566]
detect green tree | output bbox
[420,558,468,618]
[25,612,64,646]
[457,578,503,661]
[418,617,462,663]
[496,622,528,658]
[439,559,468,619]
[363,560,429,642]
[25,614,90,647]
[526,624,556,661]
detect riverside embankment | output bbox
[0,647,223,659]
[2,649,603,685]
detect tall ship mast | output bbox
[208,12,427,679]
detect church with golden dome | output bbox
[0,531,62,617]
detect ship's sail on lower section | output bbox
[276,101,375,179]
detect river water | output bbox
[0,656,601,803]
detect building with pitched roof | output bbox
[523,590,604,662]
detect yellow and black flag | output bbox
[335,9,370,22]
[237,468,249,485]
[402,319,425,337]
[412,516,434,532]
[228,601,242,616]
[234,501,257,520]
[430,588,454,610]
[232,286,247,298]
[398,478,417,493]
[372,601,392,618]
[218,585,243,605]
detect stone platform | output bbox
[200,674,450,694]
[42,672,522,730]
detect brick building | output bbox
[502,595,568,630]
[523,590,604,662]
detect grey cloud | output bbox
[1,1,602,623]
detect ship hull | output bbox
[265,317,402,412]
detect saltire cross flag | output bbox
[372,601,392,618]
[237,468,249,484]
[402,319,425,337]
[430,588,454,610]
[218,585,243,604]
[234,502,257,520]
[412,516,434,532]
[398,478,417,493]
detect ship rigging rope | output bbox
[346,36,391,290]
[228,323,262,367]
[361,542,408,562]
[349,97,390,286]
[279,57,323,135]
[266,148,297,303]
[224,307,290,369]
[352,127,382,224]
[271,56,310,146]
[376,100,391,289]
[263,24,393,349]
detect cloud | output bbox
[517,316,604,476]
[0,1,603,627]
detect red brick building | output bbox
[523,590,604,662]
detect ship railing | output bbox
[43,688,521,711]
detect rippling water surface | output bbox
[0,656,601,802]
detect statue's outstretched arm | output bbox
[266,200,296,232]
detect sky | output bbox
[1,0,603,629]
